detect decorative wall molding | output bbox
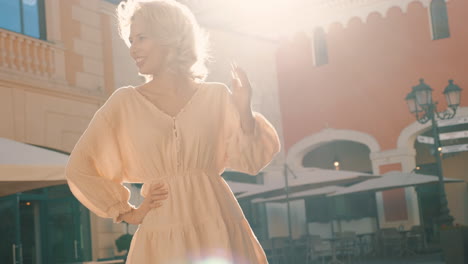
[304,0,434,33]
[286,128,381,170]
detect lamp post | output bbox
[405,79,462,226]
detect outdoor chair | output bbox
[261,239,276,263]
[355,233,377,258]
[291,235,309,262]
[379,228,403,257]
[334,231,358,262]
[265,237,289,264]
[406,225,427,253]
[305,235,332,264]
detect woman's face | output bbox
[129,15,170,76]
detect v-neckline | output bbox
[132,83,203,120]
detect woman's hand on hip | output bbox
[140,182,169,212]
[119,182,169,225]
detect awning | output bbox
[0,137,69,196]
[329,171,464,197]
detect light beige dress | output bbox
[66,82,280,264]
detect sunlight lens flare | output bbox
[194,257,231,264]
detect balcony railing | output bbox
[0,29,66,84]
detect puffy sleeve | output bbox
[66,91,135,223]
[221,84,281,175]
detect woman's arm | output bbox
[222,63,281,175]
[117,207,147,225]
[238,106,256,134]
[230,63,256,134]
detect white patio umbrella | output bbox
[252,185,345,204]
[328,171,464,197]
[225,180,262,196]
[0,137,69,196]
[237,168,379,200]
[326,171,464,239]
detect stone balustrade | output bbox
[0,28,66,83]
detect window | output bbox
[430,0,450,40]
[0,0,46,39]
[313,27,328,66]
[302,140,372,172]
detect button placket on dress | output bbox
[173,117,181,168]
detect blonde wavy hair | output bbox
[117,0,210,81]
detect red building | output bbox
[276,0,468,234]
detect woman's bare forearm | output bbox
[118,205,149,225]
[239,106,255,134]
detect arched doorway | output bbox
[286,128,380,171]
[301,140,376,236]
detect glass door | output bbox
[19,198,42,264]
[0,194,22,264]
[44,185,92,264]
[46,197,79,263]
[1,191,48,264]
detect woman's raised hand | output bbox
[230,61,256,133]
[230,62,252,112]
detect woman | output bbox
[65,0,280,263]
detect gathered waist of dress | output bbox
[142,168,219,182]
[139,214,247,233]
[139,168,219,197]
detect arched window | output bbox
[313,27,328,66]
[302,140,372,173]
[430,0,450,40]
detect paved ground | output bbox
[344,253,445,264]
[281,252,445,264]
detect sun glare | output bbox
[201,0,336,39]
[194,257,231,264]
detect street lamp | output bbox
[405,79,462,226]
